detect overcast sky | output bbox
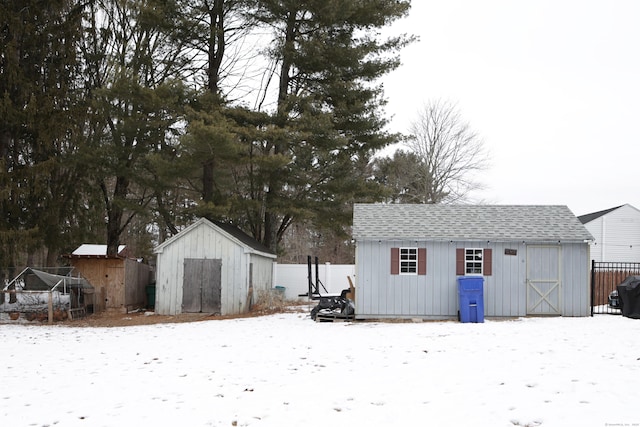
[380,0,640,216]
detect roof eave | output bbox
[245,248,278,259]
[354,236,593,244]
[154,218,277,258]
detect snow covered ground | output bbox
[1,311,639,427]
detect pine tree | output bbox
[175,0,256,221]
[81,0,190,256]
[0,0,91,275]
[235,0,415,251]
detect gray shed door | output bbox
[183,258,222,313]
[526,246,561,315]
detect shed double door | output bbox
[183,258,222,313]
[526,246,561,315]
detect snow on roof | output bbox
[71,244,127,257]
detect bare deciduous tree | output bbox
[405,99,489,204]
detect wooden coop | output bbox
[65,244,152,313]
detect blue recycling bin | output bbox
[457,276,484,323]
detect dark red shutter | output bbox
[418,248,427,275]
[456,248,465,275]
[391,247,399,275]
[483,248,492,276]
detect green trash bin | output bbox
[146,284,156,310]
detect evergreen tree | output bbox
[175,0,257,222]
[0,0,416,268]
[235,0,414,251]
[371,150,425,203]
[0,0,91,276]
[81,0,190,255]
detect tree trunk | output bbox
[203,158,215,203]
[260,8,298,253]
[201,1,227,204]
[263,209,277,253]
[207,0,225,94]
[104,176,129,257]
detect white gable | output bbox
[583,204,640,262]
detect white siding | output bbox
[249,254,276,296]
[274,263,355,299]
[584,204,640,262]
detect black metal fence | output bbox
[591,260,640,315]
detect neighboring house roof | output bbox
[68,244,128,258]
[154,217,277,258]
[577,205,625,224]
[353,204,594,243]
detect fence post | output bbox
[324,262,331,291]
[590,259,595,317]
[48,291,53,325]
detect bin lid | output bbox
[457,276,484,291]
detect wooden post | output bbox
[48,291,53,325]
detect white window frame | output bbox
[465,248,483,275]
[399,247,418,275]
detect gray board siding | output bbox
[559,243,590,316]
[355,240,590,319]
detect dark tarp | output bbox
[617,275,640,319]
[3,267,93,292]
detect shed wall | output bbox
[124,258,149,307]
[71,258,125,311]
[249,254,276,299]
[560,243,591,316]
[71,259,150,312]
[155,222,274,315]
[355,240,590,319]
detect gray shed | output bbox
[154,218,277,315]
[353,204,594,319]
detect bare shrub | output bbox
[252,289,287,313]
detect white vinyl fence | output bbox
[274,263,355,300]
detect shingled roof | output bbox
[353,204,594,243]
[577,205,623,224]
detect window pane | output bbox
[464,249,483,275]
[400,248,418,274]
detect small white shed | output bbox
[153,218,277,315]
[578,204,640,263]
